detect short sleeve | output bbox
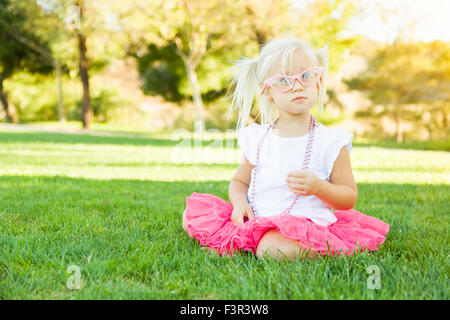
[237,123,259,165]
[326,128,354,180]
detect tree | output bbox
[0,0,53,122]
[119,0,256,134]
[2,0,68,122]
[133,42,186,103]
[34,0,119,128]
[73,0,93,129]
[344,40,450,142]
[293,0,360,73]
[242,0,299,49]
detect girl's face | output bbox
[262,49,320,115]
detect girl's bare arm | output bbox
[315,146,358,210]
[228,155,254,207]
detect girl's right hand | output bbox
[231,202,255,226]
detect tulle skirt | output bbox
[183,192,389,257]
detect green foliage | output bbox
[345,41,450,105]
[135,43,186,102]
[296,0,360,72]
[1,0,363,129]
[5,72,73,121]
[83,89,124,123]
[344,40,450,141]
[5,72,125,123]
[0,0,53,77]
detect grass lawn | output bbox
[0,125,448,299]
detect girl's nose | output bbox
[292,79,304,91]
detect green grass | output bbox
[0,126,449,299]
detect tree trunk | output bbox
[77,31,92,129]
[0,73,19,123]
[55,60,65,122]
[394,114,403,143]
[441,109,448,140]
[185,63,205,134]
[424,122,433,140]
[255,30,266,50]
[77,2,92,129]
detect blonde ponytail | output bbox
[225,57,259,130]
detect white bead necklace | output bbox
[249,113,318,217]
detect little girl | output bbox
[182,38,389,260]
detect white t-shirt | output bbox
[237,121,354,227]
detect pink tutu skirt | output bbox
[183,192,390,257]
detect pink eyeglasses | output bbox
[260,66,324,95]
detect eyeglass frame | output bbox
[260,66,324,95]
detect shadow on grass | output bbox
[0,129,448,151]
[352,139,449,152]
[0,131,237,148]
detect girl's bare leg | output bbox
[256,229,319,260]
[182,209,188,232]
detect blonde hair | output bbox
[225,38,329,130]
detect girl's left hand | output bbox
[285,170,321,196]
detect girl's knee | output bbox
[255,229,285,259]
[182,209,188,232]
[255,229,318,260]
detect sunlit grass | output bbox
[0,126,448,299]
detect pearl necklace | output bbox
[249,113,318,217]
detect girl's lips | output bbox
[292,97,307,101]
